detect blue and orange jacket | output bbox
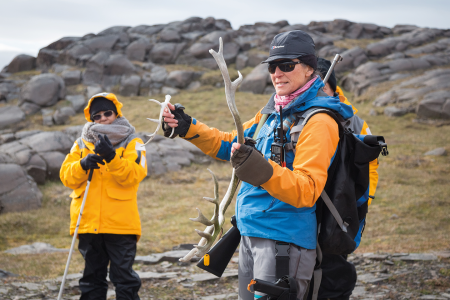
[183,78,354,249]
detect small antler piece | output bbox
[180,38,244,262]
[144,94,175,145]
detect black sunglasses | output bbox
[268,61,302,74]
[92,110,114,121]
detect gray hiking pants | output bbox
[238,236,316,300]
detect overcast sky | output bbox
[1,0,449,69]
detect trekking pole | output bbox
[57,168,94,300]
[323,54,343,85]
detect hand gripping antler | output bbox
[144,94,175,145]
[180,38,244,262]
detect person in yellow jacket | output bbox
[60,92,147,300]
[305,58,379,300]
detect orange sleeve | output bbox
[261,113,339,208]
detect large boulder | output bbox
[119,75,141,96]
[36,48,60,68]
[6,54,36,73]
[20,131,73,154]
[66,95,86,112]
[25,154,47,185]
[61,70,81,86]
[20,73,66,107]
[40,151,67,180]
[159,28,182,43]
[0,105,26,129]
[416,90,450,119]
[53,107,76,125]
[83,35,120,52]
[149,43,186,64]
[0,163,42,213]
[150,66,168,83]
[61,44,93,66]
[0,141,33,165]
[165,71,201,89]
[126,38,152,61]
[103,54,135,76]
[46,37,81,51]
[334,47,368,73]
[82,52,109,85]
[366,28,443,57]
[239,64,270,94]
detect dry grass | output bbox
[346,89,450,254]
[1,85,449,279]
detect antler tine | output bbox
[190,208,214,226]
[195,229,213,240]
[144,95,174,145]
[147,118,160,123]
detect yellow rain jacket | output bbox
[336,86,379,205]
[60,93,147,239]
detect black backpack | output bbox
[285,106,388,300]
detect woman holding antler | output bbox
[163,31,354,300]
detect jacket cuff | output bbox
[106,153,122,170]
[182,118,198,140]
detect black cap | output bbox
[317,58,337,92]
[262,30,316,64]
[89,97,117,120]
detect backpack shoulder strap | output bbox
[286,108,344,154]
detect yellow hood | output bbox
[336,86,358,114]
[84,92,124,122]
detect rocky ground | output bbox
[1,245,449,300]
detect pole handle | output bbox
[322,54,343,86]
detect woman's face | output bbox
[93,110,117,124]
[270,59,314,96]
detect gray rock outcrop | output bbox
[372,68,450,120]
[20,73,66,107]
[239,64,270,94]
[6,54,36,73]
[0,105,25,129]
[0,163,42,213]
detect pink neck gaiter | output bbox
[274,76,318,112]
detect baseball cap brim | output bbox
[261,54,300,64]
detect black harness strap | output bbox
[275,242,290,279]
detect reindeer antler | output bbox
[180,38,244,262]
[144,94,175,145]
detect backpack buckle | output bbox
[378,141,389,156]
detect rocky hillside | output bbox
[1,17,450,214]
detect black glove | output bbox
[80,154,105,171]
[231,144,273,187]
[162,103,192,139]
[94,134,116,163]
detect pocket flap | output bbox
[106,188,134,201]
